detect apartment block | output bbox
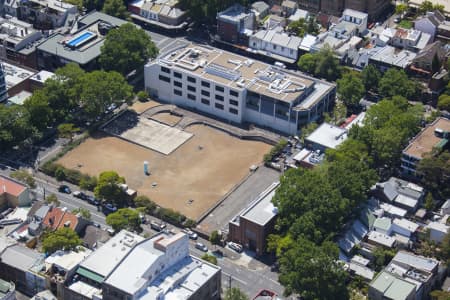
[401,117,450,177]
[144,44,336,135]
[4,0,77,29]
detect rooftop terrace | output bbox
[158,44,316,103]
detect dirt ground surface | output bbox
[129,100,161,114]
[57,124,271,220]
[151,112,182,127]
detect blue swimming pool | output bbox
[67,31,97,48]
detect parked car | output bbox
[102,203,117,215]
[73,191,88,200]
[150,221,163,232]
[195,242,208,252]
[182,228,198,240]
[228,242,243,253]
[87,196,100,206]
[58,185,71,194]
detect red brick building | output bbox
[228,182,279,256]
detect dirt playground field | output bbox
[57,124,271,220]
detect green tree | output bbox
[72,208,91,220]
[424,193,435,211]
[314,47,341,81]
[337,72,365,111]
[223,287,249,300]
[23,90,52,131]
[45,194,60,206]
[351,97,422,170]
[102,0,129,19]
[288,18,319,37]
[417,151,450,199]
[134,195,156,213]
[137,91,149,102]
[42,227,82,253]
[57,123,80,142]
[201,253,218,265]
[373,247,396,271]
[94,171,127,206]
[99,23,159,75]
[0,105,35,151]
[438,94,450,111]
[379,69,416,99]
[209,230,221,249]
[332,101,347,124]
[395,3,408,15]
[79,70,133,117]
[298,53,318,74]
[278,238,348,299]
[55,167,66,181]
[361,64,381,93]
[419,0,433,13]
[300,122,318,143]
[9,169,36,188]
[79,175,97,191]
[441,232,450,265]
[106,208,141,232]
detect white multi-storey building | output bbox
[144,44,336,135]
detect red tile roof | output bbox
[43,207,79,231]
[0,176,26,197]
[43,207,65,230]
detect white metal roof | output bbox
[305,122,348,149]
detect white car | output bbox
[228,242,243,253]
[182,228,198,240]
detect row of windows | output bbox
[159,72,239,97]
[173,90,238,114]
[174,89,238,106]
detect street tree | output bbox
[379,68,417,99]
[23,90,52,131]
[94,171,127,206]
[99,23,159,75]
[10,169,36,188]
[201,253,218,265]
[106,208,141,232]
[134,195,156,214]
[0,105,34,151]
[209,230,221,249]
[102,0,129,20]
[57,123,79,142]
[45,194,60,206]
[298,53,317,74]
[277,239,348,299]
[79,70,133,117]
[223,287,249,300]
[438,94,450,111]
[42,227,82,253]
[361,64,381,93]
[72,208,92,220]
[337,72,365,111]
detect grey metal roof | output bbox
[383,182,399,202]
[241,182,279,226]
[392,251,438,273]
[77,11,128,28]
[37,33,104,65]
[1,244,43,272]
[35,205,50,220]
[251,1,269,13]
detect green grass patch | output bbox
[398,20,413,29]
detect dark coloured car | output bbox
[73,191,88,200]
[87,196,100,206]
[58,185,71,194]
[102,203,117,215]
